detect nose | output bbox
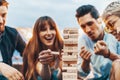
[85,26,91,33]
[0,16,3,26]
[0,16,3,23]
[46,28,52,36]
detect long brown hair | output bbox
[23,16,63,80]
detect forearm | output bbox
[0,62,2,73]
[36,62,51,80]
[81,60,90,73]
[108,52,120,61]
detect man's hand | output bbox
[0,62,24,80]
[94,40,110,57]
[38,49,55,65]
[80,46,92,62]
[80,46,92,72]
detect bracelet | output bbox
[104,49,111,58]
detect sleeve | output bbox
[77,36,90,78]
[117,41,120,54]
[106,34,118,54]
[15,32,26,56]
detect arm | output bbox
[37,49,55,80]
[0,62,24,80]
[36,62,51,80]
[80,47,92,73]
[78,36,92,77]
[16,32,26,56]
[106,49,120,61]
[94,40,120,61]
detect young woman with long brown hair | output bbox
[23,16,63,80]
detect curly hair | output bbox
[102,1,120,20]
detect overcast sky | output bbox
[6,0,117,30]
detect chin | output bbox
[46,42,54,46]
[117,39,120,41]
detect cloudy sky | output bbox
[6,0,117,30]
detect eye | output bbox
[81,24,86,29]
[41,26,46,31]
[50,26,55,30]
[2,13,6,18]
[87,21,93,26]
[107,21,114,28]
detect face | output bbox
[78,13,102,41]
[105,15,120,41]
[0,6,7,35]
[39,22,56,47]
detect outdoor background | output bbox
[6,0,118,64]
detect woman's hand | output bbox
[38,49,55,65]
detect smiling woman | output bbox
[23,16,63,80]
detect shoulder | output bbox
[5,26,18,33]
[4,26,20,41]
[5,26,20,37]
[79,33,92,43]
[104,32,117,42]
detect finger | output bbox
[16,71,24,80]
[86,52,92,60]
[38,54,53,60]
[41,59,53,64]
[95,43,102,53]
[39,50,51,55]
[80,47,86,56]
[80,49,86,57]
[94,44,100,54]
[96,43,101,50]
[47,49,52,55]
[83,51,91,60]
[40,55,54,62]
[98,41,106,46]
[80,49,88,58]
[81,46,85,50]
[10,75,16,80]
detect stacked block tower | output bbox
[62,28,79,80]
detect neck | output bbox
[94,31,104,42]
[42,45,53,50]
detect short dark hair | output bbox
[75,5,99,20]
[0,0,9,8]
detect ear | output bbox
[97,17,102,24]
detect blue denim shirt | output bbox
[77,32,119,80]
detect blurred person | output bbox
[75,4,120,80]
[23,16,63,80]
[102,1,120,41]
[103,1,120,80]
[0,0,26,80]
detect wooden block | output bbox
[64,39,78,45]
[51,51,59,55]
[63,28,79,34]
[62,67,77,73]
[62,58,77,61]
[63,34,78,39]
[63,47,78,52]
[63,52,78,56]
[62,55,77,61]
[62,72,77,79]
[62,62,77,67]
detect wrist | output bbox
[104,49,110,58]
[0,62,3,74]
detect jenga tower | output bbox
[62,27,79,80]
